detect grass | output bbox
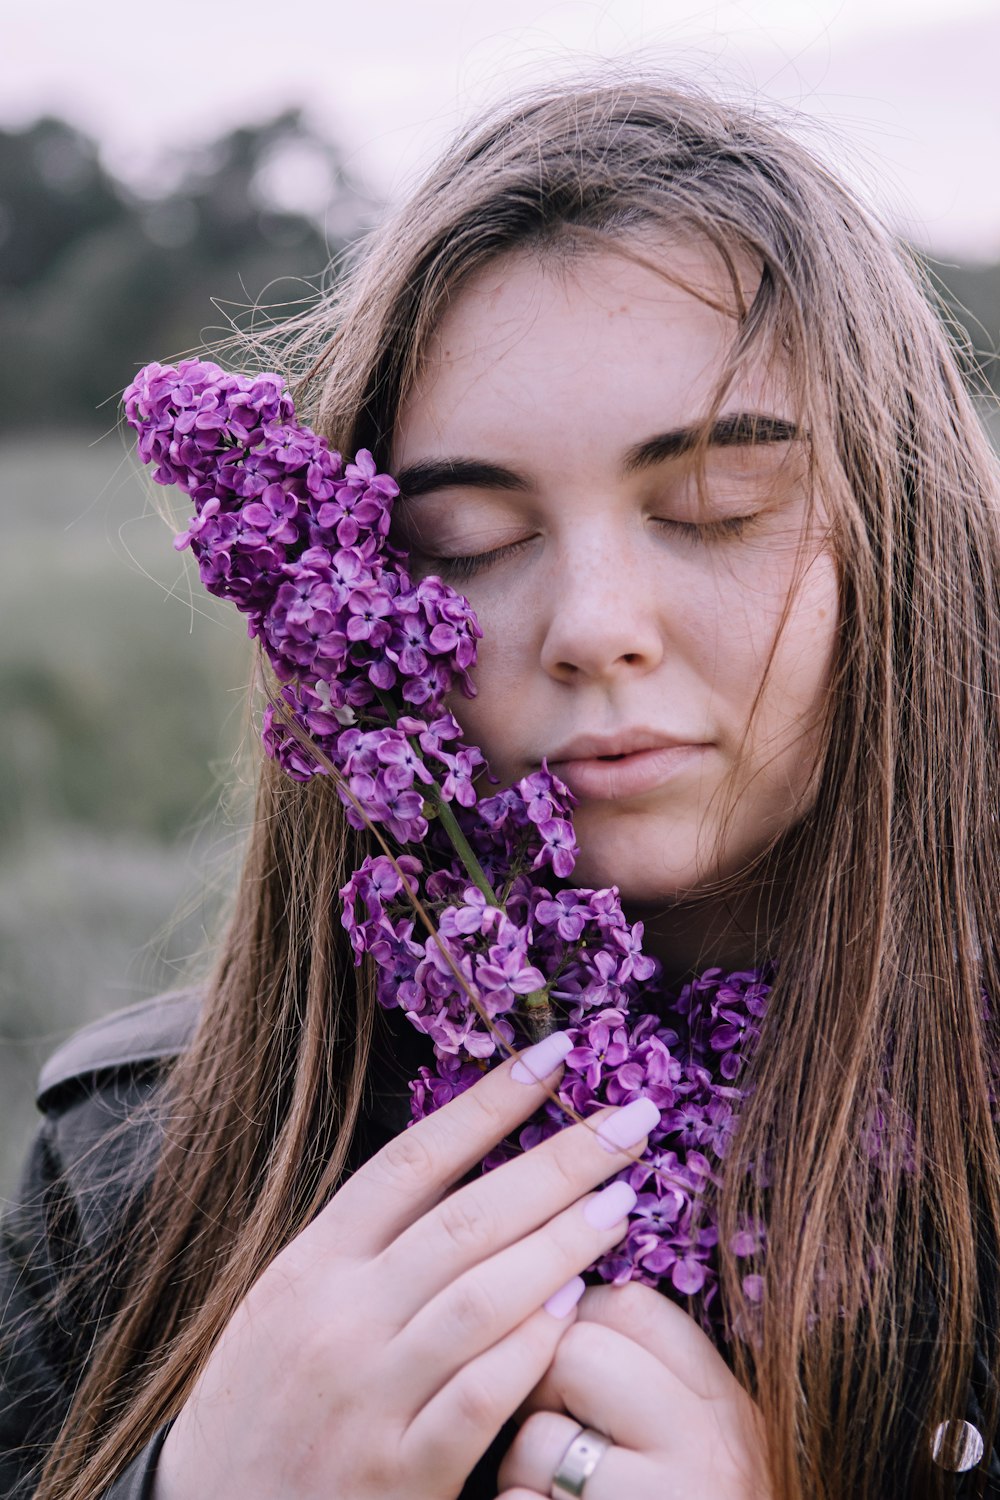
[0,429,249,1199]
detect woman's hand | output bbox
[154,1033,660,1500]
[497,1281,772,1499]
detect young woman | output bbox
[3,76,999,1500]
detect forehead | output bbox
[392,240,789,467]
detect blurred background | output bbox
[2,0,998,1197]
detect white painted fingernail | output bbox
[544,1275,586,1319]
[511,1030,573,1083]
[596,1096,660,1153]
[584,1180,637,1229]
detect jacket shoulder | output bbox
[36,988,202,1109]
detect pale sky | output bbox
[4,0,999,258]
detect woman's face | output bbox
[391,244,838,911]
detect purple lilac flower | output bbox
[125,358,484,783]
[403,961,775,1325]
[341,854,423,960]
[447,763,582,888]
[130,355,784,1337]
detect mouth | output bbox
[546,732,711,802]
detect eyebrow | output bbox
[624,412,800,472]
[395,457,529,500]
[394,412,800,499]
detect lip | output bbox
[547,731,711,802]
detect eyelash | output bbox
[428,514,759,579]
[430,538,533,580]
[654,514,759,542]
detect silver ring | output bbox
[550,1425,612,1499]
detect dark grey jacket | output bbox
[1,990,998,1498]
[0,991,516,1499]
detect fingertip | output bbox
[543,1274,586,1319]
[582,1180,637,1230]
[510,1029,574,1084]
[595,1094,660,1153]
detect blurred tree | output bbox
[1,108,377,431]
[4,106,997,429]
[0,117,127,290]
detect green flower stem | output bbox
[374,686,554,1033]
[374,687,401,726]
[373,686,498,906]
[523,987,556,1040]
[431,792,500,907]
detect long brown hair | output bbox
[39,76,1000,1499]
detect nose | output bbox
[538,538,665,685]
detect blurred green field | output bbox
[0,430,250,1198]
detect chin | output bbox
[569,805,770,907]
[570,822,701,904]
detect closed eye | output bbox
[421,536,535,581]
[654,514,760,542]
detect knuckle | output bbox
[462,1080,512,1140]
[438,1193,496,1255]
[602,1278,649,1331]
[542,1204,587,1263]
[295,1316,362,1388]
[355,1449,399,1492]
[517,1408,569,1458]
[541,1138,587,1198]
[557,1317,608,1370]
[447,1275,500,1337]
[451,1370,500,1431]
[375,1127,438,1191]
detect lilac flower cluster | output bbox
[124,359,481,802]
[406,964,772,1316]
[128,355,772,1331]
[344,851,658,1061]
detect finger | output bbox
[315,1030,576,1257]
[535,1319,701,1449]
[535,1316,770,1495]
[498,1410,651,1500]
[403,1298,583,1486]
[376,1095,658,1322]
[513,1380,572,1427]
[389,1182,637,1400]
[577,1281,737,1401]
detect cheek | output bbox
[777,554,839,709]
[741,552,839,781]
[710,540,837,686]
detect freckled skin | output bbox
[392,245,838,957]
